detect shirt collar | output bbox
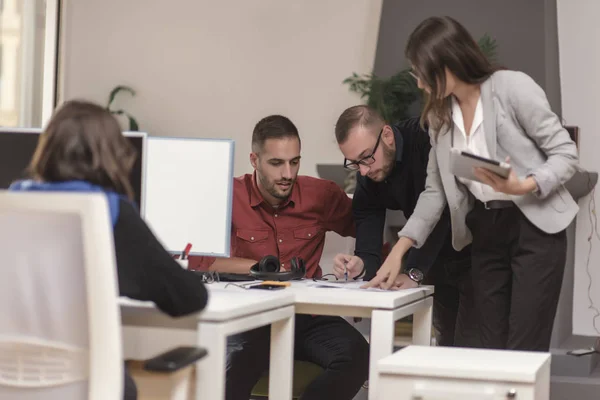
[451,96,483,137]
[249,173,263,207]
[250,171,298,209]
[391,125,404,163]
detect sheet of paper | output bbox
[308,283,344,289]
[305,281,390,292]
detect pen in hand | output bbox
[344,260,348,282]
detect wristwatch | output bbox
[405,268,424,284]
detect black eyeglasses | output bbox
[343,128,383,171]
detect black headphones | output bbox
[249,255,306,281]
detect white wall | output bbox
[557,0,600,337]
[59,0,383,177]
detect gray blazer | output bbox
[400,70,579,251]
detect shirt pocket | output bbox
[236,229,269,243]
[234,229,271,259]
[293,225,322,241]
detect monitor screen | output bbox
[0,129,41,189]
[0,128,147,214]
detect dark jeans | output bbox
[423,249,480,348]
[124,365,138,400]
[225,314,369,400]
[466,201,566,351]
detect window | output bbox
[0,44,3,97]
[0,0,59,128]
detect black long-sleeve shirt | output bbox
[353,118,467,280]
[114,199,208,317]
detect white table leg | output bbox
[412,296,433,346]
[268,313,295,399]
[195,322,227,400]
[368,310,395,400]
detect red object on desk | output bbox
[182,243,192,260]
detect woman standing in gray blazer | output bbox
[366,16,579,352]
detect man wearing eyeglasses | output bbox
[332,105,479,348]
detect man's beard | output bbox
[368,142,395,182]
[257,170,294,200]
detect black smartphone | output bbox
[144,346,208,372]
[249,284,286,290]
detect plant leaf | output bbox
[107,85,136,108]
[126,114,139,131]
[342,33,498,123]
[110,109,139,131]
[478,33,498,63]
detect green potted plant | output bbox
[343,33,499,124]
[106,85,139,131]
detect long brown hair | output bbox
[28,100,137,199]
[405,16,499,138]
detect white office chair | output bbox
[0,192,123,400]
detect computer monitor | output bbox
[0,128,147,215]
[316,163,350,189]
[144,137,234,257]
[0,128,42,189]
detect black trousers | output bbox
[466,201,566,351]
[123,365,138,400]
[225,314,369,400]
[423,249,481,348]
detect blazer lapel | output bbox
[481,77,497,158]
[436,125,456,200]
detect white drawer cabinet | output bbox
[376,346,551,400]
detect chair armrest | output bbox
[143,346,208,373]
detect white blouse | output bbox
[451,96,512,202]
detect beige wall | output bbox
[59,0,383,176]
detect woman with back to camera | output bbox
[9,100,209,399]
[365,16,579,352]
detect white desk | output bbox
[119,288,295,400]
[287,280,434,400]
[212,280,434,400]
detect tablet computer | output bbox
[449,148,511,182]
